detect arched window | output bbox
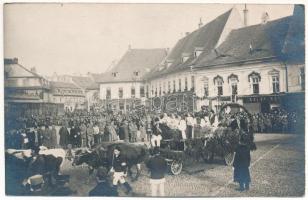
[228,74,239,95]
[214,75,224,96]
[248,71,261,94]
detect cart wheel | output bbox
[224,152,235,166]
[170,160,183,175]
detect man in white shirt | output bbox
[93,123,100,144]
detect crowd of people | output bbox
[5,106,299,151]
[251,109,298,133]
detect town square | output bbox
[3,3,305,197]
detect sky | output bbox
[4,3,294,76]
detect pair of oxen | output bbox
[72,142,149,181]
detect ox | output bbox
[6,147,67,191]
[72,142,149,181]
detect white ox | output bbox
[6,146,66,168]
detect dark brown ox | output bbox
[72,142,149,181]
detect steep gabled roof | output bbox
[147,8,236,79]
[97,48,167,83]
[4,61,42,78]
[194,16,292,68]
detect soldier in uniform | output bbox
[110,146,132,195]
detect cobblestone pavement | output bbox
[63,133,305,197]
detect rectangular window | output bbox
[217,80,223,96]
[272,76,280,93]
[204,82,209,97]
[131,86,135,98]
[179,78,182,92]
[118,87,123,99]
[140,85,145,97]
[155,87,158,97]
[217,86,223,96]
[231,83,238,95]
[146,85,149,98]
[159,83,161,96]
[163,82,166,94]
[300,67,305,91]
[191,76,195,91]
[252,77,259,94]
[173,80,176,93]
[168,81,171,93]
[151,85,154,96]
[119,102,124,110]
[184,77,188,91]
[106,88,111,99]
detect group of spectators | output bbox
[251,109,298,133]
[5,106,299,150]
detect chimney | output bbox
[4,57,18,64]
[261,12,269,24]
[198,17,203,28]
[243,4,248,26]
[30,67,37,73]
[128,44,132,51]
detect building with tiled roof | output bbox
[146,8,242,80]
[146,5,304,114]
[97,48,167,111]
[4,58,64,117]
[50,81,86,111]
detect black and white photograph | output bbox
[2,1,306,197]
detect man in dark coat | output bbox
[146,147,167,196]
[233,134,251,191]
[89,167,118,196]
[110,146,132,194]
[59,125,70,149]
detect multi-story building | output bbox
[146,6,304,114]
[4,58,62,117]
[97,47,167,111]
[50,81,86,111]
[71,76,100,111]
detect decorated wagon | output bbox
[158,103,257,175]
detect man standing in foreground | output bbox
[233,134,251,191]
[146,147,168,196]
[110,146,133,194]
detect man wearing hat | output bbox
[89,166,118,196]
[233,134,251,191]
[146,147,167,196]
[110,145,132,194]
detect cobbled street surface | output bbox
[62,133,305,197]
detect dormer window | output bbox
[112,72,118,77]
[181,53,190,63]
[194,47,204,58]
[133,71,139,76]
[165,59,174,68]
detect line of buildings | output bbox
[4,5,305,118]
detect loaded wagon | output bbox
[157,103,256,175]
